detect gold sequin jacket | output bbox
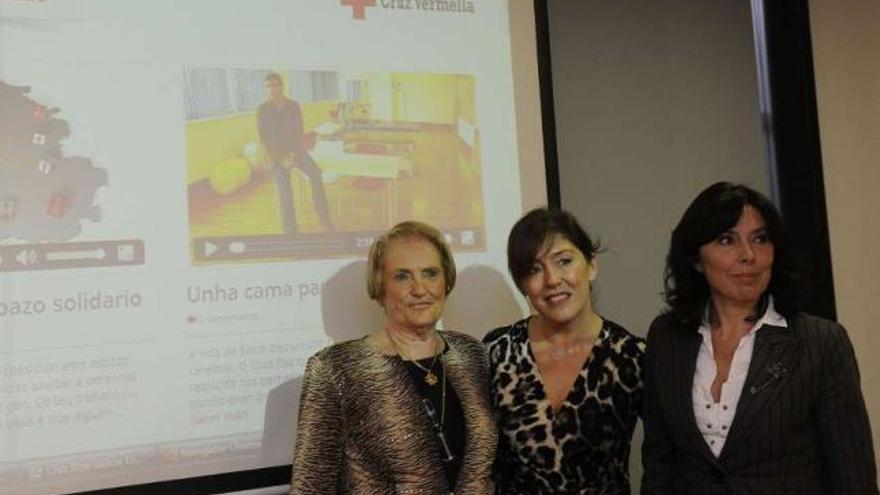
[290,331,497,494]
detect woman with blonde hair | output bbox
[291,221,497,494]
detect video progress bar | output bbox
[193,233,374,261]
[193,229,483,261]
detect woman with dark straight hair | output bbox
[485,208,645,494]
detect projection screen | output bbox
[0,1,549,493]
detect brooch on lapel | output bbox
[749,361,787,395]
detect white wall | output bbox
[809,0,880,468]
[547,1,769,491]
[548,0,768,335]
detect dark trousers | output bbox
[271,151,332,234]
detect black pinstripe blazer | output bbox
[641,312,878,495]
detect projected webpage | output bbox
[0,1,538,494]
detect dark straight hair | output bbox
[507,207,600,293]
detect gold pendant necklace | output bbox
[407,352,439,385]
[422,369,439,386]
[393,332,441,385]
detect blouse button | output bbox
[707,424,713,429]
[705,404,711,409]
[721,425,727,430]
[722,405,728,410]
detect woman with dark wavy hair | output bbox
[642,182,878,494]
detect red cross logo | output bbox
[341,0,375,20]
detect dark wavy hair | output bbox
[663,182,802,329]
[507,207,601,293]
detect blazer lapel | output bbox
[673,329,725,468]
[442,340,494,491]
[382,355,449,476]
[355,349,451,494]
[720,323,802,459]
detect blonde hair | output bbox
[366,221,456,301]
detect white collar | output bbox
[699,296,788,335]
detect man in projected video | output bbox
[257,72,333,234]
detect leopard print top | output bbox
[484,317,645,495]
